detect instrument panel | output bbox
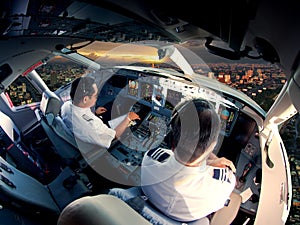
[89,68,240,174]
[95,68,239,136]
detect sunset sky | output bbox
[75,40,266,66]
[77,41,162,63]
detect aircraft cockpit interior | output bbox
[0,36,293,225]
[52,62,263,223]
[0,0,299,224]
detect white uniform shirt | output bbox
[61,101,116,149]
[141,148,236,222]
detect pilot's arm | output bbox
[114,112,140,139]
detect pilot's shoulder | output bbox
[82,114,94,122]
[212,167,235,184]
[146,148,172,162]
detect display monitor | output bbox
[220,107,237,136]
[127,78,139,97]
[152,85,165,107]
[140,82,153,103]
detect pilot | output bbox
[141,98,236,222]
[61,76,140,152]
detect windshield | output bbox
[76,40,286,113]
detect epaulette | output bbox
[146,148,170,162]
[82,114,93,122]
[212,168,232,183]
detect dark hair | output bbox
[170,98,220,164]
[70,76,96,104]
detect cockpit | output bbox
[0,37,294,225]
[53,63,262,219]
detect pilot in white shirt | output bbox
[141,148,236,222]
[61,76,140,154]
[141,98,236,222]
[61,100,115,149]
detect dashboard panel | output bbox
[86,68,241,175]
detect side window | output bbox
[5,76,42,107]
[35,56,89,102]
[4,56,90,107]
[36,56,88,92]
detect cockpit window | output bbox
[77,41,286,112]
[5,76,41,107]
[32,41,286,113]
[35,56,89,92]
[208,63,286,111]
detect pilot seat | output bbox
[108,186,210,225]
[39,89,108,169]
[108,186,241,225]
[39,90,84,168]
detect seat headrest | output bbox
[57,195,152,225]
[40,90,62,116]
[108,187,210,225]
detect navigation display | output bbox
[220,107,237,136]
[127,78,139,97]
[140,82,153,103]
[165,89,182,110]
[152,85,165,107]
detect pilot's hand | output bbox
[95,106,107,115]
[127,111,140,121]
[207,156,236,174]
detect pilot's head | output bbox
[70,76,98,107]
[170,98,220,166]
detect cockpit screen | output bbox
[140,82,153,103]
[152,85,165,107]
[127,78,139,97]
[165,89,182,110]
[220,108,237,136]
